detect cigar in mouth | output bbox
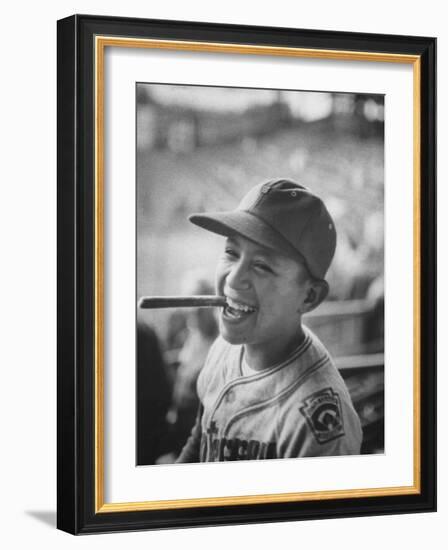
[138,295,227,309]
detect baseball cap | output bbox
[189,179,336,280]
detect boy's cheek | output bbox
[214,270,226,294]
[214,277,224,295]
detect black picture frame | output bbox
[57,14,436,535]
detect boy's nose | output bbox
[226,261,250,290]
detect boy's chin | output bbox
[219,326,247,346]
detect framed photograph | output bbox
[57,14,436,534]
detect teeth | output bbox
[226,297,255,313]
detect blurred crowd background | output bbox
[136,84,385,465]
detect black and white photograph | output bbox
[136,83,385,466]
[0,0,442,543]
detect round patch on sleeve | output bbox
[299,387,345,444]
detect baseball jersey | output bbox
[190,326,362,462]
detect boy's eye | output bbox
[253,262,273,273]
[224,248,238,258]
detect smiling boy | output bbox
[177,179,362,462]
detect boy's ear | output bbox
[302,280,329,313]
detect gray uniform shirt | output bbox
[178,327,362,462]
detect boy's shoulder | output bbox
[202,334,238,371]
[275,331,362,451]
[196,335,240,398]
[281,327,354,408]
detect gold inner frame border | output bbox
[94,35,421,513]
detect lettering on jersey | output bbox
[201,421,277,461]
[299,387,345,444]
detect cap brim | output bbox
[189,210,299,260]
